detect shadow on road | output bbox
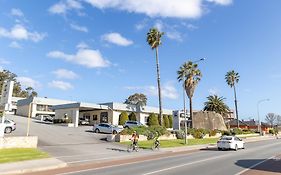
[106,147,127,152]
[200,147,219,151]
[235,157,281,173]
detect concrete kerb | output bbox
[0,158,67,175]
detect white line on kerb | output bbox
[234,156,275,175]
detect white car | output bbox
[93,123,123,134]
[0,119,16,134]
[217,136,245,151]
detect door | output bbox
[100,112,108,123]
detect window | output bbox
[100,112,108,123]
[93,115,97,120]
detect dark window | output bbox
[93,115,98,120]
[100,112,108,123]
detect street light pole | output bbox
[183,58,205,145]
[257,99,269,135]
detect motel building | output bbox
[16,97,173,127]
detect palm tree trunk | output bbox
[155,47,163,125]
[233,85,239,128]
[189,97,193,128]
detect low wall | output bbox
[115,134,147,142]
[0,136,38,149]
[158,134,177,140]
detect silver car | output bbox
[1,119,16,133]
[93,123,123,134]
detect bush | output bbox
[269,128,275,134]
[231,128,243,135]
[168,115,173,128]
[173,130,185,139]
[163,115,170,128]
[221,130,231,136]
[148,113,159,126]
[128,112,137,121]
[193,130,204,139]
[119,112,129,125]
[53,119,64,123]
[209,130,217,137]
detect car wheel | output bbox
[218,147,222,151]
[95,129,100,133]
[113,130,117,134]
[235,144,238,151]
[124,126,129,129]
[5,127,12,134]
[242,144,245,149]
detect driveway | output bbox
[4,114,138,164]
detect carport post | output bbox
[27,103,32,136]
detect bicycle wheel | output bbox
[127,144,133,152]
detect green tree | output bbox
[203,95,230,115]
[125,93,147,107]
[147,27,164,125]
[225,70,240,127]
[148,113,159,126]
[119,112,129,125]
[128,112,137,121]
[163,115,169,128]
[177,61,202,128]
[168,115,173,128]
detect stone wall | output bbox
[0,136,38,148]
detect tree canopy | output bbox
[203,95,230,115]
[124,93,147,107]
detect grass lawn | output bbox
[0,148,49,164]
[122,138,219,149]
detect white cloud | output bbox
[166,31,183,42]
[47,48,110,68]
[11,8,24,17]
[9,41,22,48]
[70,23,88,33]
[48,80,73,90]
[154,20,164,32]
[208,88,220,95]
[135,19,148,31]
[84,0,202,19]
[76,42,89,49]
[154,20,183,42]
[49,0,83,14]
[52,69,79,79]
[0,24,46,42]
[206,0,233,5]
[125,82,178,100]
[102,32,133,46]
[0,58,11,65]
[17,77,41,88]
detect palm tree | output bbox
[225,70,240,128]
[203,95,230,115]
[147,28,164,125]
[177,61,202,128]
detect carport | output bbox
[52,102,110,127]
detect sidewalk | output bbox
[0,135,276,175]
[0,158,67,175]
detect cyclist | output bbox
[131,131,139,148]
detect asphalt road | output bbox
[56,139,281,175]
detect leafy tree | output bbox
[265,113,277,127]
[168,115,173,128]
[225,70,240,127]
[277,115,281,126]
[177,61,202,128]
[119,112,129,125]
[147,27,164,125]
[163,115,169,128]
[128,112,137,121]
[124,93,147,107]
[203,95,230,115]
[148,113,159,126]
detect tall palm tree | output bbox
[177,61,202,128]
[225,70,240,128]
[203,95,230,115]
[147,28,164,125]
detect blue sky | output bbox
[0,0,281,121]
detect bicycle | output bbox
[127,141,139,152]
[151,138,160,150]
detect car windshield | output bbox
[220,137,232,140]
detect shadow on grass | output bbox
[235,158,281,173]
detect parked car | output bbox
[93,123,123,134]
[0,119,16,134]
[79,119,90,125]
[43,115,54,122]
[217,136,245,151]
[123,121,144,128]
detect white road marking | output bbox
[234,156,276,175]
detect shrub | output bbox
[221,130,231,136]
[148,113,159,126]
[269,128,274,134]
[231,128,243,135]
[163,115,170,128]
[173,130,185,139]
[128,112,137,121]
[209,130,217,137]
[119,112,129,125]
[193,130,204,139]
[168,115,173,128]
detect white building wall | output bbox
[112,111,121,125]
[16,105,30,117]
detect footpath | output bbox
[0,135,276,175]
